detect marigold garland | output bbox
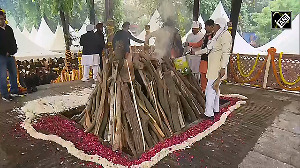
[278,52,300,86]
[230,55,267,83]
[237,53,260,78]
[271,54,300,91]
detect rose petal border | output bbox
[20,90,247,168]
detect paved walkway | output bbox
[238,87,300,168]
[0,82,299,168]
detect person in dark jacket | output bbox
[113,22,144,53]
[95,23,105,69]
[80,24,100,82]
[0,11,22,101]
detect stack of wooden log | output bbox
[76,50,206,158]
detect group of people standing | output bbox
[80,21,146,81]
[2,5,232,122]
[79,18,233,121]
[185,18,232,120]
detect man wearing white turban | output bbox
[184,21,204,79]
[192,18,232,119]
[80,24,101,82]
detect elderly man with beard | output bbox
[192,18,232,120]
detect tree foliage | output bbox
[250,0,300,46]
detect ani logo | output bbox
[272,11,292,29]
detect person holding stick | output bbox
[191,18,232,120]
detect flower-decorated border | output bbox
[21,88,247,167]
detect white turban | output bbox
[192,21,200,29]
[214,18,227,30]
[86,24,95,32]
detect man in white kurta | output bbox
[185,21,204,74]
[80,24,100,82]
[194,18,232,118]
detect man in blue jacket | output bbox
[0,10,21,101]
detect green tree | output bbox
[251,0,300,46]
[32,0,86,50]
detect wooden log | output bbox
[98,97,110,139]
[164,58,198,92]
[149,82,164,128]
[148,121,163,142]
[95,83,102,111]
[113,77,122,151]
[136,95,165,138]
[90,96,96,117]
[149,128,158,144]
[108,61,118,143]
[108,82,116,143]
[139,107,154,149]
[177,99,185,128]
[173,75,203,118]
[164,72,181,132]
[178,93,197,122]
[121,83,144,156]
[122,109,137,158]
[136,83,159,123]
[187,75,205,98]
[139,66,173,135]
[94,58,109,136]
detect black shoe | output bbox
[201,114,214,121]
[32,86,38,92]
[2,95,14,102]
[26,87,33,94]
[11,92,27,97]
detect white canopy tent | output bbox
[34,18,55,50]
[50,25,65,52]
[50,25,81,52]
[70,17,89,50]
[210,1,230,22]
[78,17,90,37]
[29,27,38,42]
[257,14,299,55]
[232,33,261,55]
[131,10,163,46]
[12,27,63,61]
[22,26,30,39]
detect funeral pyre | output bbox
[74,43,206,159]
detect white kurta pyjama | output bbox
[82,54,100,80]
[197,31,232,117]
[185,32,204,73]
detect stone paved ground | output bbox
[0,82,299,168]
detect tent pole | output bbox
[193,0,200,21]
[230,0,242,51]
